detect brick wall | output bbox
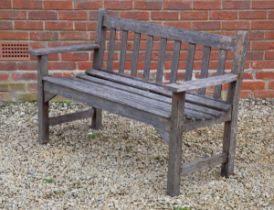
[1,0,274,101]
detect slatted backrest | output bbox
[93,9,245,100]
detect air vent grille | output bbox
[0,42,30,61]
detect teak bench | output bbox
[30,9,248,196]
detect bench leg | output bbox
[38,94,49,144]
[91,108,102,129]
[221,120,237,177]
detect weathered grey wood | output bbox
[91,108,102,129]
[119,30,128,73]
[93,9,107,69]
[143,35,153,80]
[43,80,170,132]
[156,38,167,84]
[221,31,248,177]
[155,128,169,144]
[214,49,227,99]
[198,46,211,95]
[44,91,56,102]
[170,40,181,83]
[167,73,238,93]
[86,69,231,112]
[92,9,106,128]
[185,43,196,81]
[107,28,116,71]
[167,92,185,196]
[181,153,227,175]
[131,32,141,76]
[49,109,94,126]
[29,44,99,56]
[37,55,49,144]
[103,15,234,50]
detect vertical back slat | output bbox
[143,35,153,80]
[93,9,107,69]
[185,43,196,81]
[156,38,167,83]
[131,32,141,76]
[119,30,128,73]
[107,28,116,71]
[198,46,211,95]
[170,40,181,83]
[214,49,227,99]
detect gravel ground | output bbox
[0,99,273,210]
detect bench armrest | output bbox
[166,73,238,93]
[29,43,100,56]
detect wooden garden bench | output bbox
[29,9,248,196]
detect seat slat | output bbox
[131,32,141,76]
[156,38,167,84]
[170,40,181,83]
[86,69,231,112]
[198,46,211,95]
[119,30,128,73]
[214,49,227,99]
[143,35,153,80]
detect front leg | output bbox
[167,92,185,196]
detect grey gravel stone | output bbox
[0,99,273,209]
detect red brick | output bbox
[59,11,88,20]
[44,1,73,9]
[134,1,162,10]
[222,21,250,30]
[254,90,274,98]
[256,71,274,79]
[48,62,76,70]
[0,62,17,71]
[151,12,179,20]
[105,1,133,10]
[248,32,264,41]
[240,90,253,98]
[163,22,192,30]
[242,81,265,90]
[78,62,92,70]
[247,51,264,61]
[0,21,13,30]
[180,11,208,20]
[268,11,274,19]
[223,1,250,9]
[265,51,274,60]
[269,81,274,89]
[16,62,36,70]
[243,73,253,80]
[0,11,27,20]
[59,32,93,41]
[239,11,266,19]
[192,21,220,30]
[251,42,274,50]
[0,73,9,80]
[61,52,89,61]
[265,32,274,39]
[74,22,97,31]
[0,0,11,8]
[251,21,274,30]
[29,11,57,20]
[193,0,221,10]
[14,21,43,30]
[75,1,102,9]
[13,0,42,9]
[11,73,36,80]
[210,11,237,20]
[252,61,274,69]
[0,32,29,40]
[252,1,274,9]
[163,1,192,10]
[30,32,58,41]
[120,12,149,20]
[45,22,73,31]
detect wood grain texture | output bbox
[214,49,227,99]
[29,44,99,56]
[156,38,167,84]
[143,35,153,80]
[131,33,141,76]
[170,40,181,83]
[198,46,211,95]
[107,28,116,71]
[103,15,233,50]
[185,43,196,81]
[119,30,128,73]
